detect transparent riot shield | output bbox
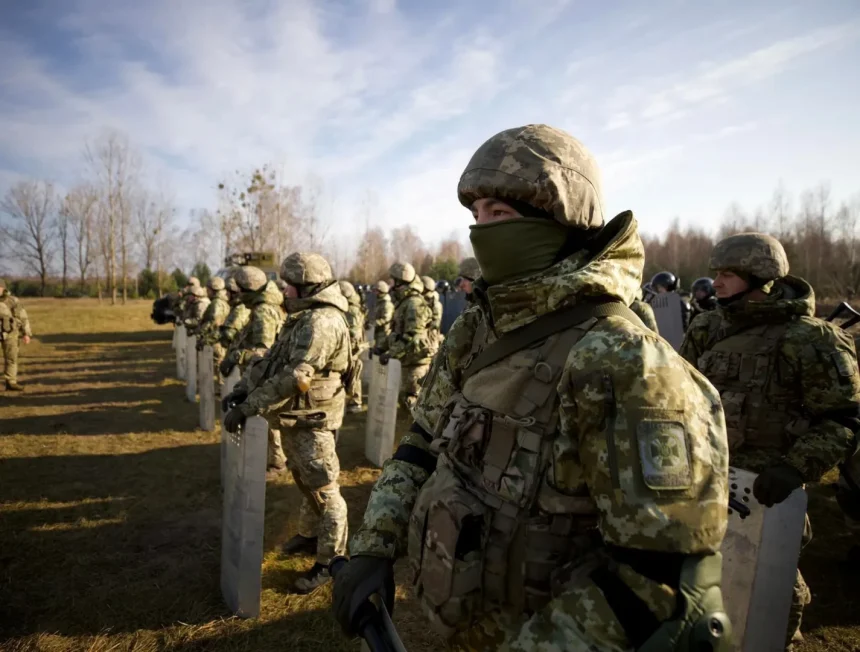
[721,467,808,652]
[199,345,216,431]
[365,358,401,467]
[221,414,267,618]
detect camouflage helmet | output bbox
[338,280,356,299]
[190,284,208,298]
[275,278,289,292]
[280,252,333,285]
[421,276,436,292]
[457,124,604,229]
[389,262,416,283]
[188,276,200,287]
[458,257,481,281]
[233,265,268,292]
[208,277,226,291]
[374,280,390,294]
[709,233,789,281]
[225,276,240,293]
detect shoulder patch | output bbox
[637,420,692,490]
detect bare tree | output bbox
[57,198,71,296]
[0,180,56,295]
[63,185,99,293]
[769,181,793,240]
[390,225,427,264]
[134,191,174,294]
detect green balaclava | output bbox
[469,200,570,286]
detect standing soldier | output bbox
[176,277,200,324]
[220,267,287,473]
[422,275,444,354]
[649,270,691,329]
[0,279,32,391]
[183,282,210,335]
[457,257,480,303]
[222,253,351,593]
[382,262,433,409]
[339,280,366,414]
[220,275,251,351]
[630,287,659,333]
[689,277,718,323]
[334,124,731,651]
[197,277,232,384]
[681,233,860,648]
[371,281,394,352]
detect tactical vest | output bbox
[695,322,799,453]
[407,310,613,637]
[0,299,14,335]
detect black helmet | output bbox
[692,277,715,299]
[436,280,451,294]
[651,271,678,292]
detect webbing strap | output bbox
[461,300,645,383]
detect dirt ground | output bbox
[1,298,859,651]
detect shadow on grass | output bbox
[39,330,173,345]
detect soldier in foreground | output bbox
[0,278,32,391]
[222,253,351,593]
[197,277,231,385]
[456,257,480,303]
[220,267,287,472]
[340,280,366,414]
[681,233,860,648]
[422,275,443,352]
[689,277,717,322]
[371,281,394,352]
[380,262,433,409]
[334,124,731,651]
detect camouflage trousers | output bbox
[212,342,226,388]
[787,515,813,647]
[268,428,287,470]
[399,363,430,410]
[282,427,348,564]
[347,356,363,410]
[1,336,19,383]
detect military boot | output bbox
[5,381,23,392]
[280,534,318,557]
[292,562,330,594]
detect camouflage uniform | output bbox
[340,281,366,413]
[197,277,232,381]
[630,288,659,333]
[343,125,730,651]
[232,253,351,591]
[0,279,32,390]
[458,257,481,304]
[422,275,444,354]
[387,262,434,409]
[183,284,211,335]
[680,233,860,647]
[372,281,394,350]
[220,276,251,351]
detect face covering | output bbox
[469,217,569,286]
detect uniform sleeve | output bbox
[241,311,342,416]
[781,320,860,481]
[13,301,32,337]
[679,312,713,365]
[236,305,282,363]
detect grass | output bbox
[1,298,859,651]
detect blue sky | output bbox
[1,0,859,251]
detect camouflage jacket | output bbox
[345,294,366,355]
[198,291,231,346]
[224,281,286,371]
[183,295,210,332]
[424,290,443,332]
[387,278,434,365]
[373,293,394,350]
[352,213,729,588]
[236,282,351,430]
[680,276,860,481]
[630,298,659,333]
[0,294,31,338]
[220,302,251,347]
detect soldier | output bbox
[0,279,32,391]
[371,281,394,352]
[197,277,232,383]
[222,252,351,593]
[689,277,717,322]
[422,275,444,354]
[183,283,210,335]
[380,262,433,409]
[220,266,287,473]
[630,287,659,333]
[220,275,251,350]
[457,257,480,303]
[680,232,860,648]
[333,124,731,651]
[339,280,366,414]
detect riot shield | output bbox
[199,345,216,431]
[185,334,198,402]
[361,326,374,387]
[441,291,467,335]
[172,325,177,350]
[176,325,187,380]
[365,358,401,467]
[221,366,242,489]
[221,414,267,618]
[721,467,808,652]
[649,292,685,350]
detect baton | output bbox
[329,557,408,652]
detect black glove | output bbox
[753,464,804,507]
[223,406,247,433]
[378,352,390,366]
[219,358,234,377]
[221,390,247,413]
[331,555,395,636]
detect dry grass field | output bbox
[1,298,859,651]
